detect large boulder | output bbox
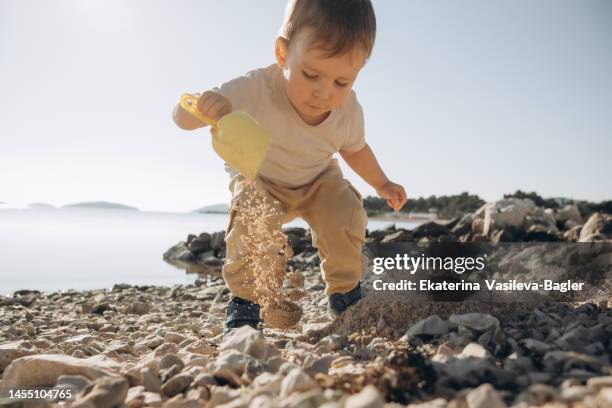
[483,199,536,236]
[579,213,612,242]
[556,205,583,226]
[0,354,123,391]
[524,207,560,237]
[163,242,196,263]
[186,233,212,254]
[413,222,449,238]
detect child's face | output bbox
[276,29,367,126]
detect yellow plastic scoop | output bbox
[180,93,270,181]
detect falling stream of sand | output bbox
[234,180,303,329]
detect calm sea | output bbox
[0,208,418,296]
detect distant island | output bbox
[28,203,56,209]
[62,201,139,211]
[193,203,229,214]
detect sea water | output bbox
[0,208,418,295]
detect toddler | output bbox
[173,0,407,333]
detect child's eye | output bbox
[335,81,348,87]
[302,70,317,79]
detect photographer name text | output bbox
[372,279,585,292]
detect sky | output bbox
[1,0,610,212]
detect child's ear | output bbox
[275,37,289,68]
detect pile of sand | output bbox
[309,288,550,344]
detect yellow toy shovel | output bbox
[180,93,270,181]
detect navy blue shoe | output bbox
[327,282,362,319]
[224,297,262,336]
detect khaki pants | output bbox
[222,164,368,302]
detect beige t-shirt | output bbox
[211,64,366,188]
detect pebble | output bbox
[280,368,319,397]
[141,366,162,392]
[449,313,500,332]
[466,383,507,408]
[77,376,129,408]
[160,373,192,398]
[344,385,384,408]
[405,315,449,337]
[218,325,267,359]
[459,343,491,359]
[212,349,256,375]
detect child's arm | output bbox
[172,91,232,131]
[340,144,408,211]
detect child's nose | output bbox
[313,85,332,101]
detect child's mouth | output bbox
[307,103,325,111]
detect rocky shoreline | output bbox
[1,198,611,407]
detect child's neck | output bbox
[297,109,330,126]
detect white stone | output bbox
[318,334,346,352]
[579,213,605,242]
[212,349,256,375]
[587,376,612,392]
[280,368,319,397]
[77,376,129,408]
[344,385,384,408]
[561,385,589,402]
[207,386,242,407]
[279,388,324,408]
[249,394,275,408]
[597,388,612,405]
[125,386,145,404]
[219,325,267,359]
[466,383,507,408]
[251,372,282,394]
[163,395,202,408]
[142,391,162,406]
[459,343,490,359]
[181,339,214,356]
[406,398,447,407]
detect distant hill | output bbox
[28,202,55,208]
[193,203,229,214]
[62,201,139,211]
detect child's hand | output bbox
[195,91,233,123]
[376,181,408,212]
